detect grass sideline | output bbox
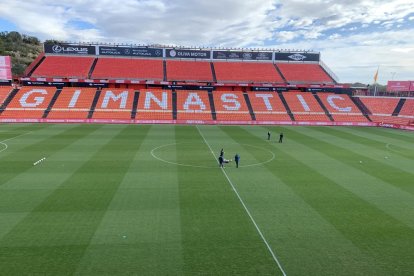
[0,123,413,275]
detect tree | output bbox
[0,31,42,77]
[6,31,22,43]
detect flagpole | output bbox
[373,65,379,96]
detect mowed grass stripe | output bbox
[354,126,414,143]
[252,126,414,230]
[223,126,385,275]
[288,127,414,195]
[75,125,184,275]
[0,124,102,187]
[0,125,129,246]
[0,123,50,141]
[312,126,414,162]
[234,126,414,275]
[339,127,414,157]
[175,126,280,275]
[0,124,59,160]
[0,126,127,216]
[0,125,151,275]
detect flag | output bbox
[373,66,379,83]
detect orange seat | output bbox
[1,86,56,119]
[317,93,367,122]
[399,99,414,117]
[283,91,329,121]
[370,115,411,125]
[214,62,284,83]
[248,92,291,121]
[358,97,399,115]
[32,56,94,78]
[167,61,213,82]
[93,89,135,119]
[48,87,97,119]
[176,90,212,120]
[92,58,163,80]
[277,63,333,84]
[213,91,251,121]
[136,89,173,120]
[0,86,12,104]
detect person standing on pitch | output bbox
[234,153,240,168]
[267,131,271,140]
[279,132,284,143]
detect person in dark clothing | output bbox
[279,132,284,143]
[220,148,224,157]
[218,156,224,168]
[234,153,240,168]
[267,131,271,140]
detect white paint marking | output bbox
[196,125,287,276]
[0,132,32,154]
[151,142,275,169]
[34,157,46,166]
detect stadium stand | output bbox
[214,62,284,83]
[1,86,55,118]
[92,89,135,119]
[248,92,291,121]
[389,98,414,125]
[213,91,252,121]
[23,52,45,76]
[276,63,333,84]
[31,56,94,78]
[136,89,173,120]
[0,86,12,105]
[283,91,329,121]
[47,87,97,119]
[357,96,405,124]
[176,90,213,120]
[358,97,399,115]
[398,98,414,117]
[369,115,411,125]
[91,58,164,80]
[317,92,368,122]
[167,61,213,82]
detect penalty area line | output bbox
[0,132,33,154]
[196,125,287,276]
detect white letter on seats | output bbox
[144,92,168,109]
[221,93,241,110]
[68,90,81,108]
[296,94,310,111]
[102,90,128,109]
[327,95,351,112]
[183,93,206,111]
[19,89,47,107]
[255,94,274,111]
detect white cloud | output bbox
[274,31,298,42]
[0,0,413,84]
[266,29,414,84]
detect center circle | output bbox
[151,143,275,169]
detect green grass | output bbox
[0,123,413,275]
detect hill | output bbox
[0,31,42,76]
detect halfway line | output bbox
[196,125,287,276]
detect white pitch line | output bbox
[150,142,275,169]
[196,125,287,276]
[0,132,32,154]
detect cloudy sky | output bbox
[1,0,413,84]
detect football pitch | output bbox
[0,123,413,275]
